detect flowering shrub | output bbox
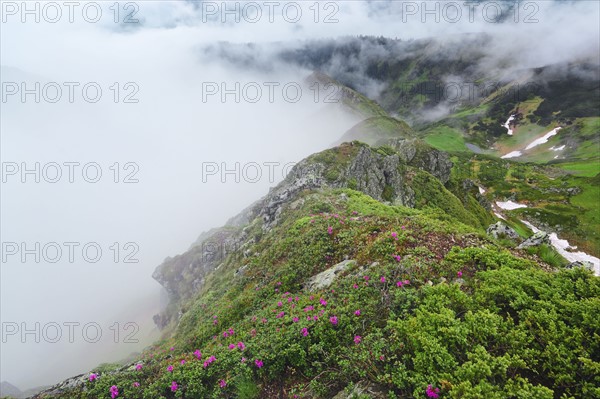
[65,190,598,399]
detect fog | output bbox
[1,0,598,391]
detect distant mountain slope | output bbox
[204,36,599,172]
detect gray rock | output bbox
[234,264,248,277]
[390,138,453,184]
[566,261,595,272]
[305,260,356,292]
[31,374,88,398]
[332,382,387,399]
[518,231,550,248]
[486,222,520,240]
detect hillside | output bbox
[24,141,599,399]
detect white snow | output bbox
[496,201,528,210]
[550,145,566,152]
[494,212,505,220]
[503,115,516,135]
[521,220,540,233]
[479,186,486,194]
[521,220,600,276]
[525,127,562,150]
[501,151,522,159]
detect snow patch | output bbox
[503,115,515,135]
[496,201,528,210]
[501,151,522,159]
[478,186,486,194]
[525,127,562,150]
[494,212,505,220]
[550,145,566,152]
[521,220,599,276]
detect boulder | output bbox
[518,231,550,248]
[332,382,387,399]
[486,222,519,240]
[566,261,595,272]
[305,260,356,292]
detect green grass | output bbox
[423,125,468,152]
[51,189,600,399]
[557,160,600,177]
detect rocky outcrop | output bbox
[566,261,595,272]
[389,138,453,184]
[151,142,454,329]
[30,375,87,398]
[518,231,550,249]
[305,260,356,292]
[486,222,520,240]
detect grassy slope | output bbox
[40,188,600,399]
[449,153,600,257]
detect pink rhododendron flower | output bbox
[255,359,263,368]
[380,276,386,283]
[404,279,410,285]
[180,360,186,365]
[229,344,236,350]
[330,316,338,325]
[171,381,178,392]
[327,226,333,235]
[301,327,309,336]
[277,301,283,307]
[276,311,285,318]
[194,349,202,359]
[396,281,403,287]
[426,384,440,398]
[457,271,463,278]
[219,380,227,388]
[135,363,142,370]
[354,309,361,316]
[393,254,402,262]
[109,385,119,399]
[391,232,398,240]
[133,382,140,387]
[237,341,246,350]
[293,317,299,322]
[319,298,327,306]
[89,373,98,381]
[354,335,362,344]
